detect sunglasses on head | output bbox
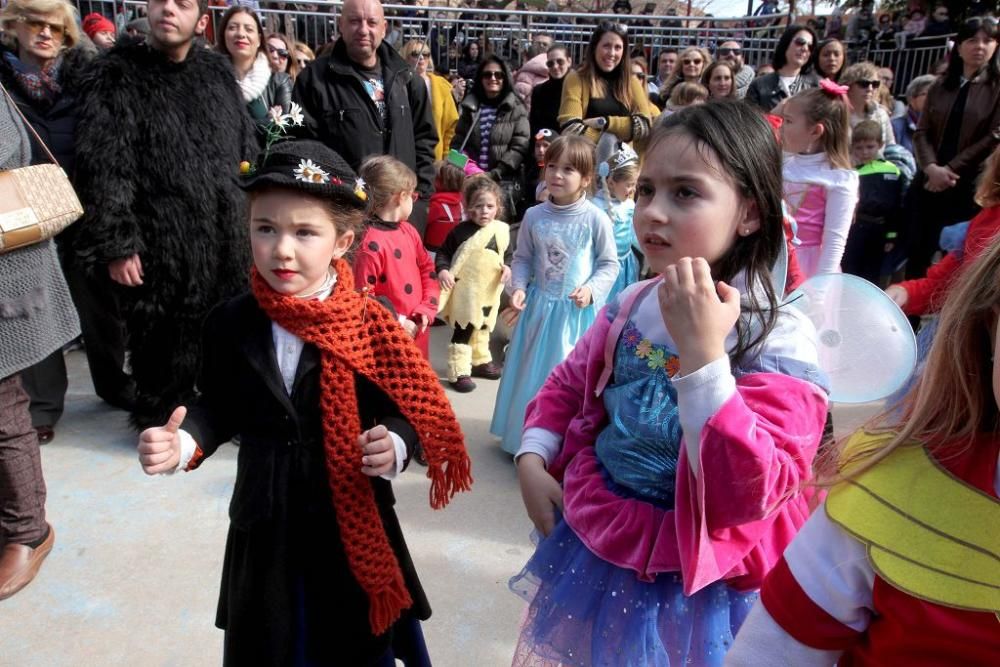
[793,36,814,48]
[18,15,64,37]
[683,58,703,65]
[598,20,628,35]
[267,45,289,58]
[854,79,880,89]
[717,47,741,56]
[408,50,431,59]
[481,71,504,81]
[546,57,567,68]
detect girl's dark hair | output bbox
[812,38,845,80]
[772,24,817,74]
[434,160,466,193]
[577,21,634,110]
[216,6,265,57]
[651,101,784,364]
[944,17,1000,89]
[472,55,513,102]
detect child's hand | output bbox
[413,313,429,333]
[885,284,908,308]
[137,406,186,475]
[659,257,740,376]
[517,454,563,537]
[439,269,456,290]
[359,425,396,477]
[510,288,527,311]
[400,317,418,338]
[500,265,512,285]
[500,306,521,328]
[568,285,592,308]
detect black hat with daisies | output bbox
[239,139,369,209]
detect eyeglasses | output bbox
[267,45,289,58]
[854,79,880,89]
[546,57,567,68]
[682,58,703,66]
[792,36,814,48]
[481,71,504,81]
[598,20,628,35]
[633,71,645,79]
[716,47,741,56]
[17,16,65,37]
[408,50,431,59]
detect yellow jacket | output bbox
[428,73,459,161]
[557,69,657,146]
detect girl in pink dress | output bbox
[780,82,860,277]
[509,102,830,666]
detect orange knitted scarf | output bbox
[251,259,472,636]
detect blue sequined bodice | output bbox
[593,320,683,508]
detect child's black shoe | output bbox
[450,376,477,393]
[471,362,502,380]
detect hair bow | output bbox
[819,78,849,99]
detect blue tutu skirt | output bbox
[509,520,757,667]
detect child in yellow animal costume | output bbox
[436,176,511,392]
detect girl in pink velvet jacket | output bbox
[509,103,830,666]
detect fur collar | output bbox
[237,52,271,103]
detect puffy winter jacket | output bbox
[450,88,530,184]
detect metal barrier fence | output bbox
[75,1,949,92]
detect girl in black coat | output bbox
[137,141,472,666]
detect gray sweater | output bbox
[0,88,80,379]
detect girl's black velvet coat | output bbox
[182,293,430,666]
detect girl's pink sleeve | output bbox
[675,373,828,594]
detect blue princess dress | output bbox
[491,196,618,455]
[509,294,758,667]
[591,192,639,300]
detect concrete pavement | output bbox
[0,327,878,666]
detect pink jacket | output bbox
[513,54,549,112]
[524,293,828,596]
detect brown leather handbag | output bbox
[0,80,83,254]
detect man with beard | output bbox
[293,0,436,233]
[73,0,255,428]
[716,40,755,99]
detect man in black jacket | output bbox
[293,0,437,233]
[73,0,256,429]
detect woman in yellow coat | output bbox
[402,39,458,161]
[557,22,657,151]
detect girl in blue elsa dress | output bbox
[491,135,619,456]
[591,143,642,300]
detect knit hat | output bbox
[240,139,368,209]
[82,13,115,39]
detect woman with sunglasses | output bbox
[402,38,458,161]
[747,24,820,113]
[558,21,656,149]
[216,6,291,137]
[290,41,314,81]
[907,17,1000,281]
[0,0,96,445]
[655,45,712,107]
[841,62,896,147]
[451,56,530,220]
[264,32,292,75]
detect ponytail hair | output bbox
[786,83,853,171]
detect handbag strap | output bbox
[0,79,59,165]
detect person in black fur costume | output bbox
[73,0,257,429]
